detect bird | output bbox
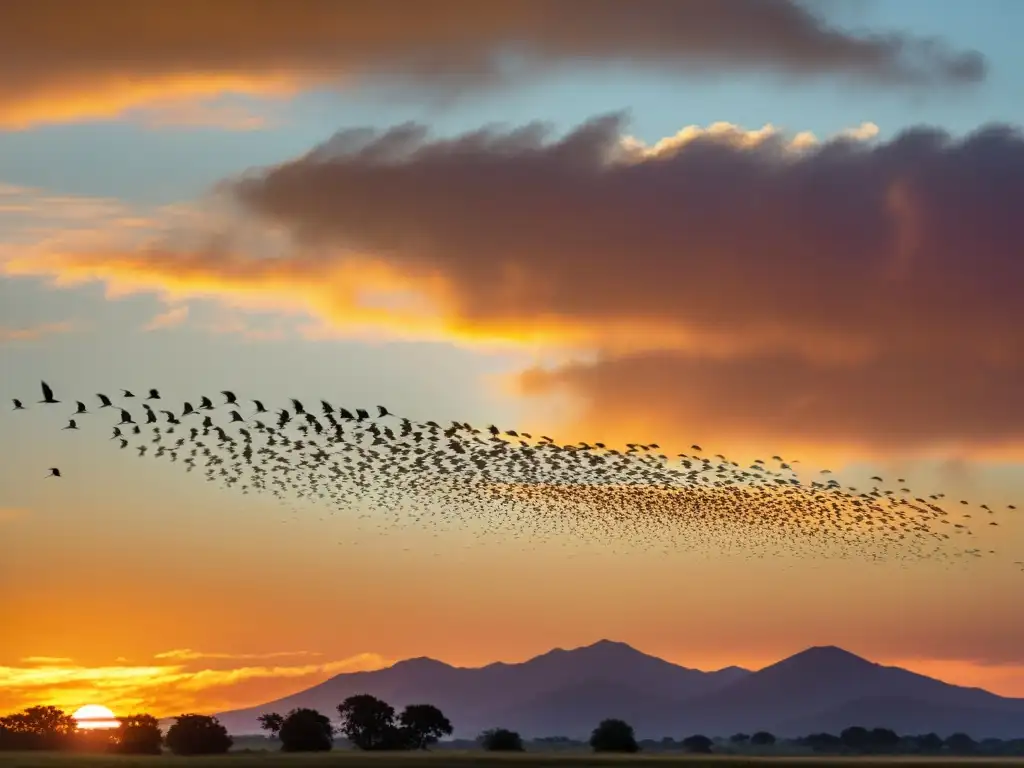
[146,389,161,400]
[222,391,238,405]
[97,394,113,408]
[63,419,78,430]
[12,399,25,410]
[45,468,61,478]
[377,405,391,418]
[39,381,59,404]
[118,409,135,425]
[122,389,135,398]
[74,401,88,415]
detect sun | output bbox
[72,705,119,730]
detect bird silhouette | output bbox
[46,468,61,478]
[39,381,59,404]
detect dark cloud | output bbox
[0,0,985,126]
[223,114,1024,454]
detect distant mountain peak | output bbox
[390,656,452,670]
[793,645,872,663]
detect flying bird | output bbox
[39,381,59,404]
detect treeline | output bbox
[3,702,1024,756]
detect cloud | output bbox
[142,305,189,332]
[20,657,73,665]
[153,649,322,662]
[126,97,275,132]
[0,322,74,343]
[0,0,985,127]
[0,652,390,717]
[6,115,1024,459]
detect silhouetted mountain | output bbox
[679,645,1024,738]
[214,641,1024,739]
[214,639,746,736]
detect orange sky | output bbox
[2,0,1023,723]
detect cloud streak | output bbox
[0,322,74,343]
[6,115,1024,460]
[0,0,984,127]
[0,652,390,717]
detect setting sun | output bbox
[72,705,119,730]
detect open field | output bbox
[3,754,1024,768]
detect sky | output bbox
[2,0,1024,718]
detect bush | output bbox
[165,714,233,755]
[589,719,638,753]
[480,728,524,752]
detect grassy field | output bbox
[3,754,1024,768]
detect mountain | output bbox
[676,646,1024,738]
[214,639,747,737]
[214,641,1024,739]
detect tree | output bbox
[869,727,900,752]
[278,708,333,752]
[398,704,453,750]
[258,712,284,740]
[750,731,776,746]
[729,733,750,745]
[589,719,638,753]
[946,732,977,754]
[480,728,524,752]
[803,732,842,752]
[915,732,944,753]
[681,734,714,754]
[0,706,77,750]
[164,714,233,756]
[337,695,399,751]
[840,725,871,752]
[115,714,163,755]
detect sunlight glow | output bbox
[72,704,119,730]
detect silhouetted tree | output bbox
[0,706,77,750]
[869,727,900,752]
[479,728,524,752]
[164,714,233,756]
[398,704,452,750]
[337,695,398,751]
[258,712,284,740]
[589,719,638,753]
[114,714,163,755]
[750,731,776,746]
[840,725,871,752]
[914,732,944,753]
[278,708,333,752]
[803,732,842,752]
[946,732,977,754]
[729,733,750,745]
[681,734,714,753]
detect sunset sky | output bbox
[2,0,1024,719]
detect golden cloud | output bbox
[0,0,984,127]
[0,652,390,717]
[5,115,1024,462]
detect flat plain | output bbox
[3,753,1024,768]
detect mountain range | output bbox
[214,640,1024,739]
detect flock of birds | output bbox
[9,381,1022,569]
